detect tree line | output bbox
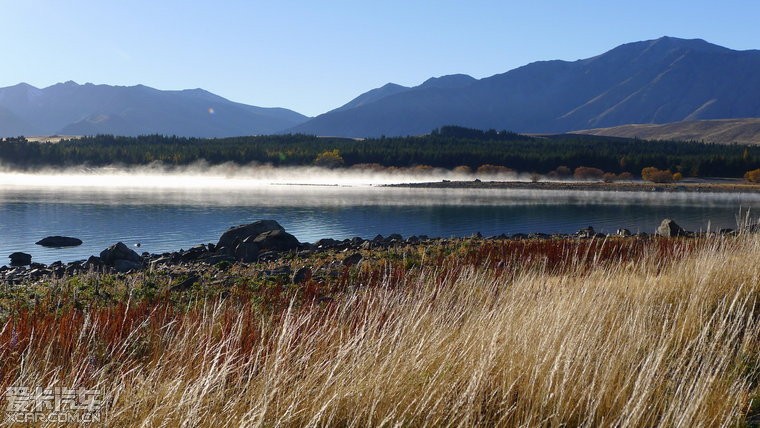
[1,126,759,178]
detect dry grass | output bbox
[1,236,759,426]
[574,118,760,145]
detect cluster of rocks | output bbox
[1,218,753,284]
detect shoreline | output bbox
[385,179,760,193]
[0,218,738,285]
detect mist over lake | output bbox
[3,168,760,265]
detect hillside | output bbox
[572,118,760,144]
[290,37,760,137]
[0,82,308,138]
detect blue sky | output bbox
[1,0,758,116]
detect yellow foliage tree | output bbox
[744,168,760,183]
[641,167,674,183]
[314,149,345,168]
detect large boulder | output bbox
[35,236,83,247]
[9,252,32,266]
[216,220,285,252]
[656,219,687,237]
[252,229,300,252]
[234,241,261,263]
[100,242,142,265]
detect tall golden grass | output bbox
[1,235,759,426]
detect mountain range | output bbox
[291,36,760,137]
[0,82,308,137]
[2,36,760,139]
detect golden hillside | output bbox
[574,118,760,144]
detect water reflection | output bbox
[2,184,760,265]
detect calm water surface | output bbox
[2,184,760,265]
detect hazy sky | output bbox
[1,0,758,116]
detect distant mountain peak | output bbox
[329,82,410,113]
[419,74,476,89]
[12,82,38,89]
[645,35,730,53]
[606,36,731,57]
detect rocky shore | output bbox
[1,218,746,286]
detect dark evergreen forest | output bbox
[1,126,758,178]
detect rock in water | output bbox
[9,252,32,266]
[216,220,285,251]
[35,236,83,247]
[656,219,687,237]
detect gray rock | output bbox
[577,226,595,238]
[656,219,687,237]
[171,275,199,292]
[264,266,292,278]
[217,220,285,252]
[35,236,83,247]
[28,268,49,279]
[315,238,340,248]
[100,242,142,265]
[113,259,142,273]
[85,256,103,270]
[180,245,208,261]
[257,251,280,262]
[292,267,312,284]
[252,229,300,252]
[386,233,403,243]
[317,261,343,279]
[342,253,363,266]
[149,256,173,268]
[9,252,32,266]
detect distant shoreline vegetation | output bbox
[2,126,760,179]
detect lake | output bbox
[3,178,760,265]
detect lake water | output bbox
[3,180,760,265]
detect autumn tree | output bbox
[641,167,674,183]
[314,149,345,168]
[573,166,605,180]
[744,168,760,183]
